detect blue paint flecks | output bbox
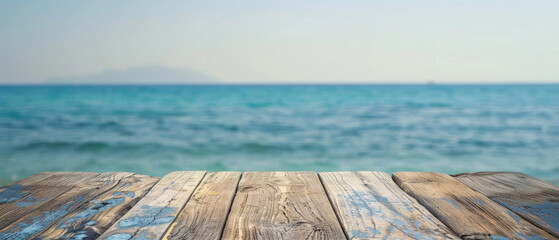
[498,200,559,233]
[64,228,100,240]
[67,231,90,240]
[338,191,436,240]
[515,232,548,240]
[442,198,461,209]
[491,235,511,240]
[504,208,522,222]
[105,231,156,240]
[351,230,370,238]
[105,180,117,186]
[390,217,407,227]
[13,196,43,207]
[401,200,413,211]
[58,197,125,228]
[13,201,37,207]
[113,191,134,198]
[106,233,132,240]
[70,233,88,240]
[117,205,177,229]
[0,184,27,204]
[84,220,96,226]
[370,227,381,236]
[0,195,84,240]
[349,227,380,239]
[474,199,485,205]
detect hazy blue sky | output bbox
[1,0,558,84]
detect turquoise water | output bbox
[1,85,558,184]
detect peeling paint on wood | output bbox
[0,172,100,231]
[320,171,459,239]
[0,172,158,240]
[0,184,27,204]
[163,172,241,240]
[37,173,159,240]
[1,171,558,240]
[393,172,556,240]
[455,172,559,238]
[0,195,86,240]
[98,171,205,240]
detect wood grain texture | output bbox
[454,172,559,238]
[0,172,101,231]
[98,171,206,240]
[35,173,159,240]
[320,171,458,239]
[0,172,99,211]
[393,172,556,240]
[222,171,346,240]
[163,172,241,240]
[0,172,141,240]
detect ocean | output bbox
[1,85,558,185]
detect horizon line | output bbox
[1,82,558,86]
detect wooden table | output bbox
[0,171,557,240]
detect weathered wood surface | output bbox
[320,171,458,239]
[0,172,100,230]
[35,173,159,240]
[1,171,559,240]
[454,172,559,238]
[163,172,241,240]
[0,172,155,240]
[393,172,556,240]
[222,171,346,240]
[98,171,206,240]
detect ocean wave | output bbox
[2,85,559,183]
[14,141,109,152]
[11,141,327,155]
[457,139,531,148]
[401,102,452,108]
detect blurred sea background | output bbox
[1,84,558,185]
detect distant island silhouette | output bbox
[46,65,219,84]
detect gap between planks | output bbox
[393,172,556,240]
[221,171,346,239]
[98,171,207,240]
[3,171,559,240]
[163,172,242,240]
[454,172,559,238]
[319,171,458,239]
[0,172,159,240]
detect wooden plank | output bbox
[0,172,67,197]
[454,172,559,238]
[319,171,458,239]
[0,172,145,240]
[221,171,346,240]
[392,172,556,240]
[0,172,101,230]
[98,171,206,240]
[34,173,159,239]
[163,172,241,240]
[0,172,97,206]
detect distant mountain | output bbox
[46,65,219,84]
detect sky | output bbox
[1,0,558,84]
